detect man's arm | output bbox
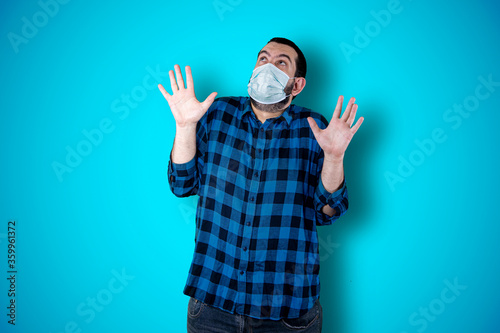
[158,64,217,197]
[320,157,344,216]
[171,124,198,164]
[308,95,363,217]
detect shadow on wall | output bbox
[299,39,382,225]
[298,39,386,332]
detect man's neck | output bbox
[250,101,289,124]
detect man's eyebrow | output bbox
[277,54,292,62]
[257,50,292,63]
[257,50,270,58]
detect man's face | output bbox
[249,42,301,113]
[254,42,298,79]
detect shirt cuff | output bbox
[327,179,347,208]
[315,175,347,208]
[168,155,197,183]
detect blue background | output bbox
[1,0,499,332]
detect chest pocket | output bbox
[205,134,249,194]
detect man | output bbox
[158,37,363,332]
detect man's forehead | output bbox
[259,42,298,59]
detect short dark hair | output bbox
[267,37,307,78]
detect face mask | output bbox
[247,63,294,104]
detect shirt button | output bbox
[249,197,255,202]
[243,247,247,251]
[254,172,259,177]
[240,271,244,275]
[260,128,264,132]
[246,222,251,226]
[258,149,262,153]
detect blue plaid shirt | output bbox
[168,96,348,320]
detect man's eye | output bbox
[260,57,267,61]
[278,61,286,66]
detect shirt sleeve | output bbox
[313,175,349,226]
[168,155,199,197]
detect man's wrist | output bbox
[174,123,198,143]
[176,122,198,132]
[323,153,344,164]
[320,154,345,193]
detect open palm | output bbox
[158,64,217,127]
[307,96,364,160]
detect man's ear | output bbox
[292,77,306,97]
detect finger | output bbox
[350,116,364,135]
[185,65,194,91]
[201,92,218,111]
[307,117,322,139]
[169,70,178,92]
[346,104,358,127]
[174,64,185,90]
[158,84,171,101]
[332,95,344,119]
[341,97,355,122]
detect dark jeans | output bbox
[187,297,322,333]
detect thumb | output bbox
[158,84,171,102]
[201,92,218,111]
[307,117,321,139]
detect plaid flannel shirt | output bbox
[168,96,348,320]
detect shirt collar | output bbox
[241,97,293,126]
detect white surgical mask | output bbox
[247,63,294,104]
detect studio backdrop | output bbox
[1,0,499,332]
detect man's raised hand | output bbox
[158,64,217,128]
[307,96,364,161]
